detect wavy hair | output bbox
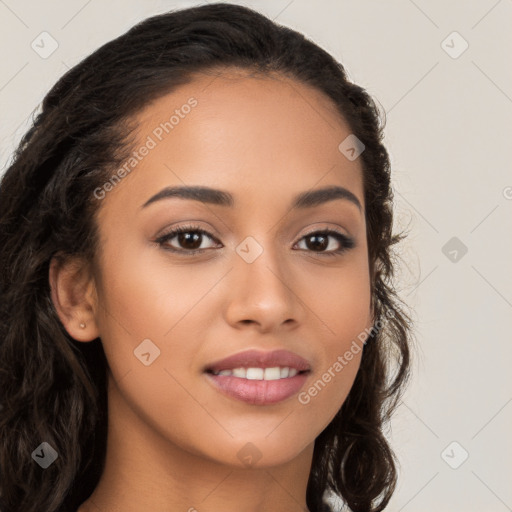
[0,3,413,511]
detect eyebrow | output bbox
[141,184,362,212]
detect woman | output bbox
[0,3,412,511]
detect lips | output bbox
[203,349,312,405]
[204,349,312,374]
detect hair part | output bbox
[0,3,412,511]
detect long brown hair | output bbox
[0,4,412,511]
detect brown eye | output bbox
[156,225,220,254]
[295,229,355,256]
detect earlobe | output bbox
[49,254,100,342]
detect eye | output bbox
[294,228,355,257]
[155,224,220,254]
[155,224,355,257]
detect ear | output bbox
[49,253,100,342]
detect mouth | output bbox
[203,349,312,405]
[205,366,310,380]
[204,348,312,374]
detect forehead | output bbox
[137,68,353,151]
[100,69,365,215]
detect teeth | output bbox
[246,368,264,380]
[212,366,302,380]
[264,367,281,380]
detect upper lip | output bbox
[204,349,312,373]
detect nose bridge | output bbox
[225,230,300,328]
[234,231,290,298]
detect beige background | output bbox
[1,1,511,510]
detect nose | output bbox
[223,240,303,333]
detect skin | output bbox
[50,68,374,512]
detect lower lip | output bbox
[204,372,309,405]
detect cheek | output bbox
[93,242,221,398]
[297,362,361,444]
[295,315,365,441]
[304,253,372,343]
[92,249,217,454]
[95,241,218,340]
[295,260,370,423]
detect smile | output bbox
[204,368,311,405]
[208,366,302,380]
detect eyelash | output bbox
[154,223,355,258]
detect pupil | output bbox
[308,234,327,251]
[179,232,201,249]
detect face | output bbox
[86,69,373,467]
